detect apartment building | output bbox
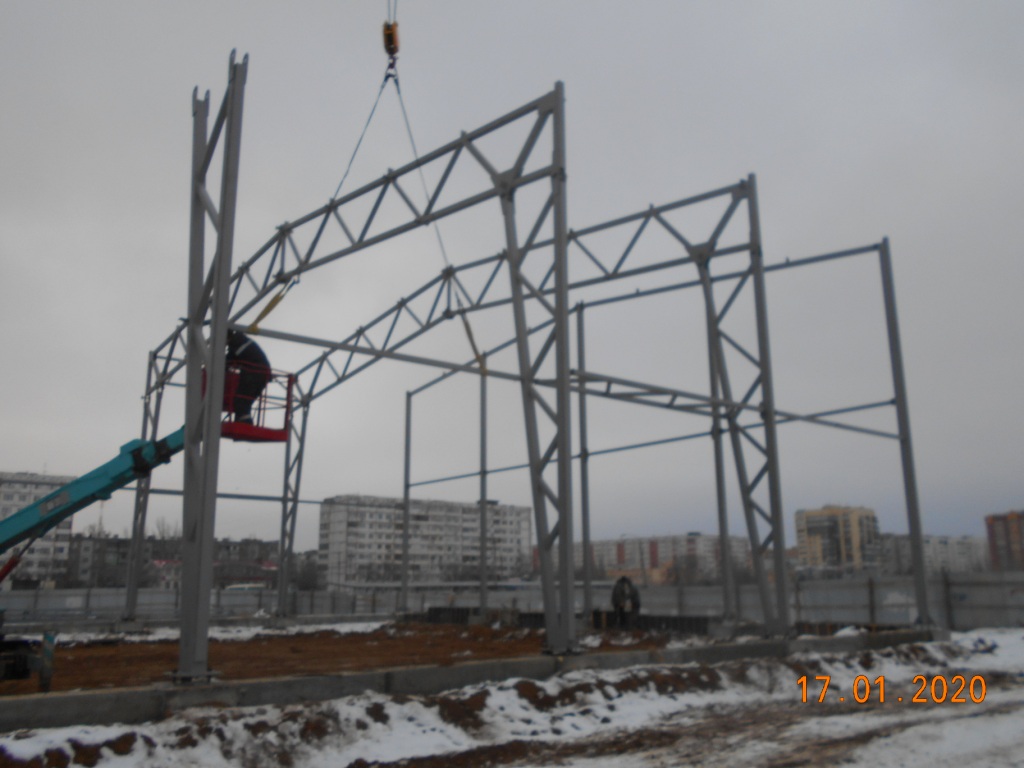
[0,472,77,586]
[874,533,989,575]
[319,494,532,587]
[545,532,751,584]
[986,511,1024,571]
[795,505,879,572]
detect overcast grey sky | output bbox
[1,1,1021,552]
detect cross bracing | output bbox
[130,69,930,666]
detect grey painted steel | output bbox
[692,203,776,628]
[746,176,791,633]
[130,71,926,645]
[551,82,575,649]
[499,84,575,652]
[178,54,248,682]
[576,304,594,621]
[478,357,488,612]
[702,268,736,623]
[399,391,412,613]
[124,352,160,620]
[879,238,931,626]
[276,400,310,616]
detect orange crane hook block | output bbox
[383,21,399,57]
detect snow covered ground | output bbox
[9,620,390,646]
[1,626,1022,767]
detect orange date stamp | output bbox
[797,674,987,704]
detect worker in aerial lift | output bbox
[611,575,641,629]
[226,329,271,424]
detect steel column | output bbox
[499,85,574,652]
[746,175,791,633]
[695,247,776,628]
[276,399,309,616]
[879,238,931,625]
[177,54,247,682]
[576,304,594,622]
[478,356,488,613]
[399,391,412,613]
[702,282,736,623]
[551,81,575,649]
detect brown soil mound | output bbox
[0,623,667,696]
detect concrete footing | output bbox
[0,627,938,733]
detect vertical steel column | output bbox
[177,54,247,682]
[746,174,791,633]
[551,81,575,648]
[576,304,594,623]
[478,356,488,613]
[276,400,310,616]
[399,391,413,613]
[695,247,776,628]
[499,84,573,651]
[124,352,161,620]
[500,190,560,645]
[879,238,931,625]
[702,289,736,624]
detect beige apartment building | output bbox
[795,505,879,572]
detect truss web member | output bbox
[226,330,271,424]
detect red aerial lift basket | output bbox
[206,365,295,443]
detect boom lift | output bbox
[0,366,293,683]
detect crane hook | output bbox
[383,21,399,67]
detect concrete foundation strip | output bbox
[0,629,936,732]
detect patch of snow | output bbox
[11,621,390,647]
[2,626,1023,767]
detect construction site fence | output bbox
[1,572,1022,631]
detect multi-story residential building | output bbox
[0,472,77,587]
[986,511,1024,571]
[874,534,989,575]
[795,505,879,572]
[319,495,532,587]
[548,532,751,584]
[214,537,278,588]
[67,532,133,587]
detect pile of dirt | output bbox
[0,623,668,697]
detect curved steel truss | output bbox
[127,61,928,672]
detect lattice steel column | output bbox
[500,82,575,653]
[689,176,789,633]
[177,53,247,682]
[746,175,791,632]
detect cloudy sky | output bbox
[1,1,1021,553]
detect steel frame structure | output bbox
[127,62,930,669]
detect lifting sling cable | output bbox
[391,62,488,375]
[250,3,487,377]
[248,64,393,333]
[248,57,395,334]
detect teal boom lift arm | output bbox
[0,428,185,573]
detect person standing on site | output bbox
[226,330,271,424]
[611,575,641,629]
